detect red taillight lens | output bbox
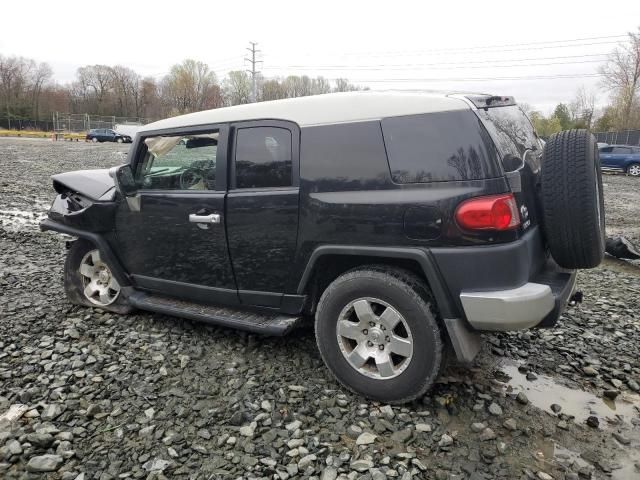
[455,194,520,231]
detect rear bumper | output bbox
[431,226,576,331]
[460,267,576,330]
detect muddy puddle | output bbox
[0,206,48,231]
[534,438,640,480]
[498,361,640,426]
[499,361,640,478]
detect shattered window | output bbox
[136,133,218,190]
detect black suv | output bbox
[42,92,605,403]
[86,128,132,143]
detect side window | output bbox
[135,133,218,190]
[599,147,613,153]
[235,127,292,188]
[382,111,501,183]
[612,147,630,154]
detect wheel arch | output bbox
[41,218,131,287]
[296,245,457,319]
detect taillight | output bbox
[455,193,520,231]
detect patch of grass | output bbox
[0,130,86,140]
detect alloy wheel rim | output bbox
[336,297,413,380]
[79,250,120,306]
[629,165,640,176]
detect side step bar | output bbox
[127,291,303,336]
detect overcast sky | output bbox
[2,0,639,114]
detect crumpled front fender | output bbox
[46,192,117,232]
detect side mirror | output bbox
[109,164,137,197]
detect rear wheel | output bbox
[315,266,443,404]
[541,129,605,268]
[628,163,640,177]
[64,239,132,314]
[91,137,98,143]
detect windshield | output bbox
[475,106,542,173]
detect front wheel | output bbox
[91,137,98,143]
[315,267,443,404]
[64,239,132,314]
[628,163,640,177]
[116,137,124,144]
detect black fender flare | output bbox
[40,218,131,287]
[295,245,457,319]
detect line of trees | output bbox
[527,27,640,136]
[2,27,638,131]
[0,57,364,128]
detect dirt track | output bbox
[1,138,639,480]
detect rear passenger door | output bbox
[226,121,300,307]
[599,147,614,168]
[611,146,631,169]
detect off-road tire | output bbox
[315,266,443,404]
[541,129,605,268]
[64,239,132,314]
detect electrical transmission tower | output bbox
[245,42,262,103]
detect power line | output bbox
[266,59,605,72]
[263,52,610,70]
[310,34,629,58]
[337,73,605,83]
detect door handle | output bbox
[189,213,221,224]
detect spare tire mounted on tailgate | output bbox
[541,129,605,269]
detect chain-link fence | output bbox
[0,118,54,131]
[594,130,640,146]
[1,113,153,133]
[53,113,152,133]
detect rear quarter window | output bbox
[381,110,501,183]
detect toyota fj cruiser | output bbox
[41,92,605,403]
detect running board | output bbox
[127,291,303,336]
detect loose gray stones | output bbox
[471,422,487,433]
[503,418,517,431]
[321,466,338,480]
[488,402,503,415]
[438,434,454,447]
[583,366,599,377]
[26,455,63,473]
[351,458,374,472]
[142,458,171,472]
[586,416,599,428]
[356,432,376,445]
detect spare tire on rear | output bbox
[541,129,605,269]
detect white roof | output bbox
[139,91,470,132]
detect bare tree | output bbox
[76,65,114,114]
[599,27,640,129]
[30,62,52,120]
[311,77,331,95]
[333,78,365,93]
[110,66,141,117]
[161,59,220,114]
[223,71,252,106]
[569,86,597,130]
[260,78,287,101]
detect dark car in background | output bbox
[599,144,640,176]
[86,128,132,144]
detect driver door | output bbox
[114,125,238,305]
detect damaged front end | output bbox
[42,169,118,232]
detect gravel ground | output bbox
[0,137,639,480]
